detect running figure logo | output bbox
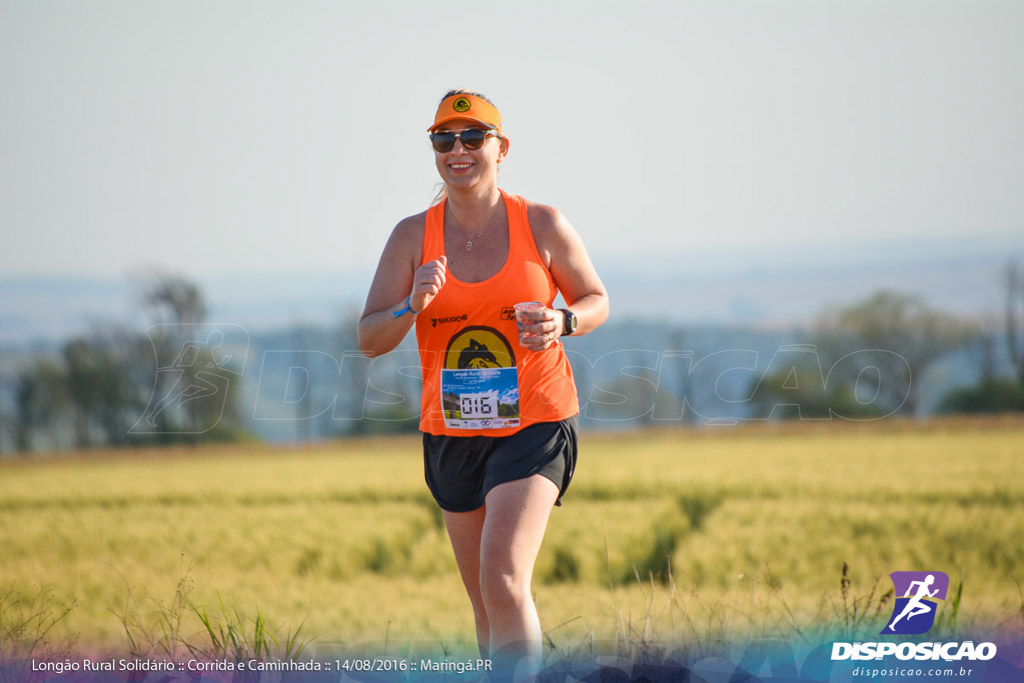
[881,571,949,635]
[131,324,249,434]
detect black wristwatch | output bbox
[559,309,578,336]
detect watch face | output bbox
[563,310,577,335]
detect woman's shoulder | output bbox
[377,210,428,265]
[523,199,577,251]
[384,210,428,249]
[393,209,428,238]
[520,198,582,267]
[523,198,563,230]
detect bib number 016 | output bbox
[460,393,497,418]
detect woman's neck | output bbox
[445,185,503,229]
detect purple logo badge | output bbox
[881,571,949,635]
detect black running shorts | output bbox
[422,415,579,513]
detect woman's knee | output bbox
[480,568,531,612]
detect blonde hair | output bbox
[430,89,502,206]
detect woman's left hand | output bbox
[518,308,562,352]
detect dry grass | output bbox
[1,417,1022,659]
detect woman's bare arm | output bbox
[357,215,447,356]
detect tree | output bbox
[13,360,72,452]
[932,264,1024,415]
[1005,261,1024,385]
[63,334,137,448]
[937,378,1024,414]
[8,271,248,453]
[748,356,882,420]
[813,291,976,417]
[139,271,207,329]
[136,271,212,440]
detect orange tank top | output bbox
[416,190,579,437]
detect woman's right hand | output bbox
[410,255,447,313]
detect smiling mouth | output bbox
[449,163,473,171]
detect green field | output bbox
[2,418,1022,660]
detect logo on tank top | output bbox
[452,97,472,113]
[431,313,469,328]
[444,327,515,370]
[441,327,520,429]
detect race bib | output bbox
[441,326,520,430]
[441,367,520,429]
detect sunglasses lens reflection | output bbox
[430,130,492,153]
[431,133,455,153]
[459,130,487,149]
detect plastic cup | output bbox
[514,301,545,345]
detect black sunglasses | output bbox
[429,128,501,153]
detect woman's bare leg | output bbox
[479,475,559,677]
[443,505,490,657]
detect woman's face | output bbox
[433,119,507,191]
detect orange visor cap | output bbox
[428,94,502,133]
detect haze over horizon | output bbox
[2,232,1019,346]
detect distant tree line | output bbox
[748,260,1024,420]
[4,261,1023,453]
[937,261,1024,414]
[7,273,247,453]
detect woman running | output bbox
[358,89,609,677]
